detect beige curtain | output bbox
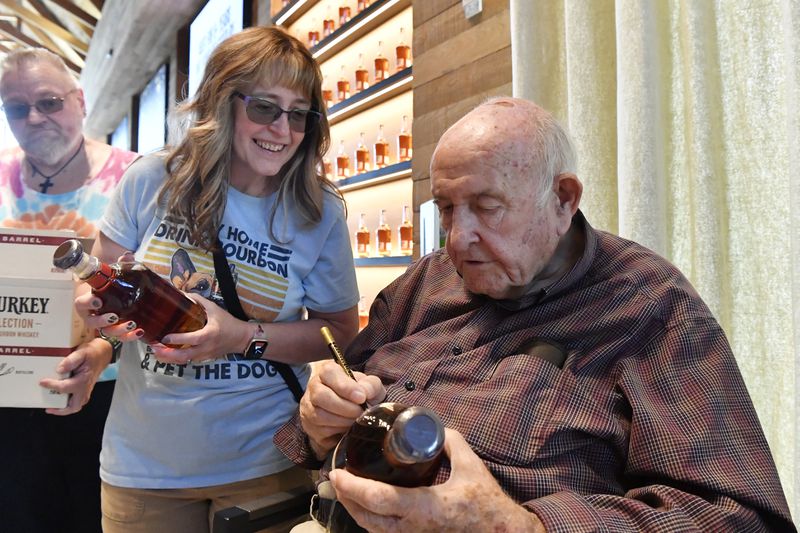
[510,0,798,516]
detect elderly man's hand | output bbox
[329,428,546,533]
[300,360,385,460]
[39,337,112,416]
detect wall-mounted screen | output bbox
[137,63,168,154]
[188,0,245,98]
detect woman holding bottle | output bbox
[73,26,359,532]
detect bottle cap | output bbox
[386,406,445,464]
[52,238,84,269]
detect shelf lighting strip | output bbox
[339,166,411,192]
[327,74,413,122]
[274,0,310,26]
[311,0,403,59]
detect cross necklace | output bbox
[27,137,86,193]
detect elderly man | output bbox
[275,97,794,532]
[0,48,137,533]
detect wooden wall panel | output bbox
[411,0,511,225]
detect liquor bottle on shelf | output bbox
[376,208,391,256]
[355,54,369,93]
[356,213,370,258]
[323,157,333,179]
[323,8,336,38]
[398,115,413,162]
[357,0,370,13]
[338,5,351,26]
[374,41,389,82]
[52,239,207,347]
[396,27,412,71]
[322,77,334,109]
[343,402,445,486]
[282,0,290,7]
[336,64,350,102]
[399,205,413,256]
[358,296,369,330]
[355,132,371,174]
[308,20,320,48]
[374,124,389,169]
[336,140,350,179]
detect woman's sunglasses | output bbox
[235,92,322,133]
[2,89,78,120]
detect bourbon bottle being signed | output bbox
[344,402,445,487]
[52,239,207,346]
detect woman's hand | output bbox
[39,337,112,416]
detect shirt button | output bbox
[452,346,463,355]
[404,380,416,391]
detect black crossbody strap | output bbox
[212,243,304,403]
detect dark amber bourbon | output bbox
[344,402,444,487]
[53,239,207,346]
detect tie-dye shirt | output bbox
[0,144,138,381]
[0,144,138,238]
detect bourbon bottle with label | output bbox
[338,5,351,26]
[323,9,336,38]
[358,296,369,330]
[355,54,369,93]
[344,402,445,487]
[336,64,350,102]
[322,77,334,109]
[373,124,389,169]
[357,0,370,13]
[308,27,320,48]
[355,132,370,173]
[398,205,413,256]
[396,27,412,71]
[52,239,207,347]
[376,208,391,256]
[397,115,412,162]
[374,41,389,82]
[356,213,370,257]
[336,139,350,179]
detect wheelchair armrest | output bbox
[212,485,315,533]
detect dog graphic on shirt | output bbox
[169,248,233,308]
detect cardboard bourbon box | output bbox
[0,228,84,408]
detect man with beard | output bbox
[0,47,137,533]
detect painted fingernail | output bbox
[91,299,102,309]
[134,329,145,337]
[125,321,137,331]
[161,336,172,345]
[106,314,118,324]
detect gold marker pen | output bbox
[320,326,368,409]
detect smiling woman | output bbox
[62,26,359,533]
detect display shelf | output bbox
[305,0,411,63]
[272,0,315,27]
[327,66,412,125]
[336,159,410,192]
[354,255,412,267]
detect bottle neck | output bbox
[72,254,114,290]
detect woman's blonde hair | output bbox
[160,26,338,250]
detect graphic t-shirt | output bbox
[0,145,138,238]
[0,144,138,382]
[97,155,359,488]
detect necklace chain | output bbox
[28,137,86,193]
